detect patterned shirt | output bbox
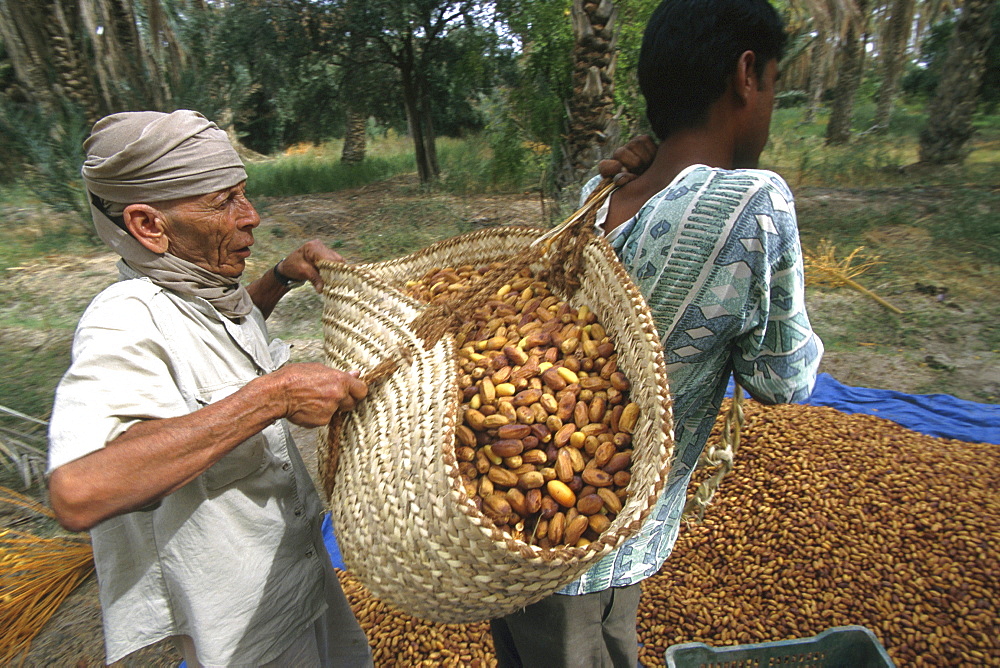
[560,165,823,594]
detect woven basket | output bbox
[317,222,674,624]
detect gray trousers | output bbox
[490,584,641,668]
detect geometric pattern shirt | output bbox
[560,165,823,594]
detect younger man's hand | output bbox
[598,135,658,185]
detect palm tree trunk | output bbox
[825,0,870,145]
[341,108,368,164]
[918,0,996,164]
[0,0,57,104]
[873,0,917,131]
[557,0,619,191]
[79,0,148,112]
[0,0,99,119]
[805,34,831,124]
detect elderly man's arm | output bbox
[247,239,343,318]
[48,363,366,532]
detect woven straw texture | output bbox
[317,225,674,624]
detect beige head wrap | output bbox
[82,110,253,318]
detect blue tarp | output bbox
[322,512,346,569]
[726,372,999,445]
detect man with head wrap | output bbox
[47,110,374,667]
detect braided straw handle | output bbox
[683,382,745,522]
[529,179,618,252]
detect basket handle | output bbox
[682,381,745,522]
[530,179,618,252]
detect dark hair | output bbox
[638,0,787,139]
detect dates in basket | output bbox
[405,263,639,548]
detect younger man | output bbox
[491,0,824,665]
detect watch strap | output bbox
[273,262,306,289]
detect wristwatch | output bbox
[273,262,306,289]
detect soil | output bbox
[9,175,998,666]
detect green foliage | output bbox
[439,91,546,194]
[902,6,1000,108]
[923,187,1000,264]
[499,0,574,146]
[0,194,94,272]
[613,0,661,132]
[766,107,908,187]
[424,24,521,137]
[0,99,92,237]
[180,1,346,154]
[0,331,71,427]
[775,90,809,108]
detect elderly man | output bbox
[47,110,373,667]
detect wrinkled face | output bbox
[734,59,779,170]
[158,182,260,277]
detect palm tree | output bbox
[824,0,870,144]
[557,0,619,191]
[783,0,860,126]
[918,0,996,164]
[0,0,100,121]
[872,0,917,131]
[1,0,189,121]
[341,108,367,164]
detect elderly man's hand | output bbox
[597,135,658,185]
[271,363,368,427]
[276,239,345,292]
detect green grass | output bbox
[0,186,96,270]
[246,153,417,197]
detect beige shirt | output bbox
[48,267,329,666]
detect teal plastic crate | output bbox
[665,625,895,668]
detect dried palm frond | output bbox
[0,405,49,492]
[0,487,94,664]
[804,239,903,314]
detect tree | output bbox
[872,0,917,130]
[0,0,191,123]
[339,0,371,165]
[918,0,997,164]
[824,0,870,144]
[556,0,620,190]
[341,0,493,183]
[0,0,100,121]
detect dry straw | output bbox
[805,239,903,314]
[0,487,94,663]
[316,183,675,624]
